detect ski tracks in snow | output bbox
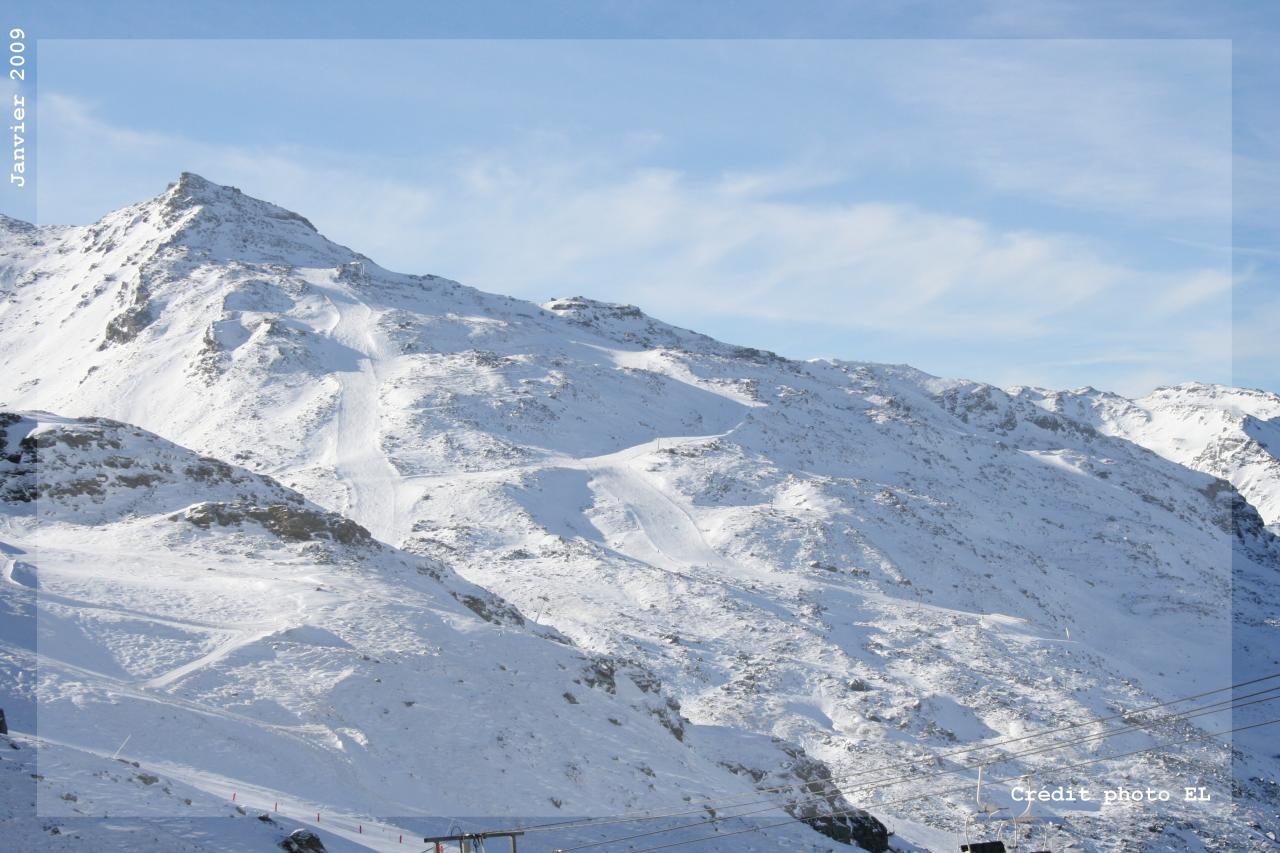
[321,287,402,544]
[583,452,727,575]
[570,434,777,588]
[141,624,282,691]
[404,432,756,585]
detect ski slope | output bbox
[318,281,404,542]
[1,175,1277,851]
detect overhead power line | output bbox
[546,688,1279,852]
[619,715,1280,853]
[519,666,1280,835]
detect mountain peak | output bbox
[158,172,318,234]
[74,171,356,268]
[172,170,217,193]
[162,171,233,211]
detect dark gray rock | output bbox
[279,828,326,853]
[174,501,373,546]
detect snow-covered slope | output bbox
[0,411,883,851]
[1,175,1277,851]
[1013,383,1280,528]
[0,729,365,853]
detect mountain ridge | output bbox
[1010,381,1280,526]
[2,174,1277,852]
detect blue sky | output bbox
[3,1,1275,396]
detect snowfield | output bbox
[1,174,1277,852]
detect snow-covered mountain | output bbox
[1,174,1277,851]
[1012,383,1280,528]
[0,410,882,851]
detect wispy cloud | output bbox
[862,40,1232,225]
[37,91,1232,396]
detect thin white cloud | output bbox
[860,40,1231,225]
[1149,269,1232,317]
[377,143,1223,342]
[37,92,1232,396]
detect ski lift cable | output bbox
[546,694,1279,852]
[616,715,1280,853]
[523,676,1280,837]
[519,671,1280,833]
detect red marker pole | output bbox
[231,792,236,802]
